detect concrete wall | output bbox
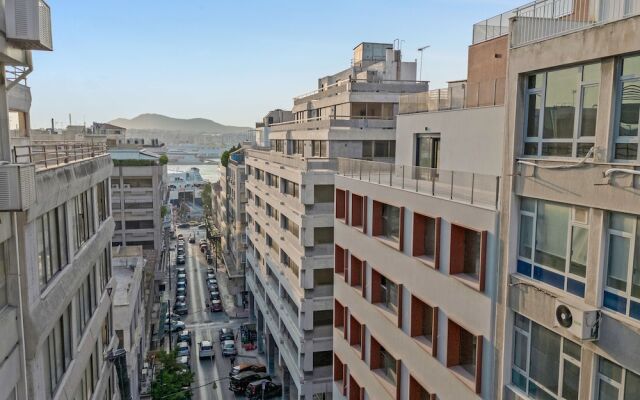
[396,106,505,176]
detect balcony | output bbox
[292,78,429,105]
[12,142,108,170]
[337,158,500,209]
[268,115,395,133]
[508,0,640,48]
[399,78,505,114]
[246,149,337,172]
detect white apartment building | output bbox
[0,1,120,399]
[245,42,428,399]
[110,148,167,252]
[492,1,640,399]
[112,246,146,399]
[331,31,506,399]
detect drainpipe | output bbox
[12,212,30,399]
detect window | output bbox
[266,173,279,189]
[362,140,396,159]
[597,356,640,400]
[334,355,346,394]
[409,376,435,400]
[370,336,398,385]
[517,198,588,297]
[415,134,440,169]
[614,54,640,160]
[254,168,263,181]
[96,180,110,223]
[282,215,299,239]
[512,313,581,400]
[254,195,262,208]
[98,248,111,292]
[37,205,69,290]
[122,177,152,188]
[125,220,154,229]
[314,184,334,203]
[0,242,7,309]
[447,319,482,394]
[372,269,398,313]
[349,314,363,349]
[282,179,299,198]
[349,375,364,400]
[335,245,346,276]
[410,295,437,354]
[603,212,640,320]
[77,267,98,338]
[313,351,332,367]
[523,64,599,157]
[44,305,73,396]
[281,250,299,277]
[351,194,365,228]
[123,201,153,209]
[450,224,487,291]
[266,234,279,254]
[350,255,363,289]
[336,189,347,220]
[373,201,401,243]
[413,213,439,267]
[314,268,334,286]
[270,139,285,153]
[334,300,346,329]
[314,227,334,245]
[73,189,95,251]
[266,204,279,222]
[290,140,304,155]
[312,140,327,157]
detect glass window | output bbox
[0,242,7,308]
[524,64,599,158]
[615,54,640,161]
[37,205,69,290]
[512,313,581,400]
[517,198,588,297]
[381,204,400,242]
[597,356,640,400]
[604,212,640,320]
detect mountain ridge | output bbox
[108,113,250,133]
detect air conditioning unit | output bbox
[5,0,53,51]
[553,299,600,341]
[0,164,36,211]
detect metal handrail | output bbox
[12,142,108,169]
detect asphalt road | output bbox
[173,227,241,400]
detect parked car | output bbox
[207,283,219,292]
[229,363,267,377]
[229,371,271,393]
[209,291,220,301]
[177,247,185,255]
[207,268,215,274]
[188,234,196,243]
[200,245,208,253]
[206,273,216,280]
[176,282,187,291]
[176,295,187,304]
[219,328,234,342]
[207,254,213,264]
[199,239,207,246]
[198,340,214,359]
[178,223,190,228]
[176,355,190,369]
[176,287,187,297]
[177,273,187,282]
[176,341,190,358]
[210,299,223,312]
[177,233,184,240]
[177,255,186,265]
[177,330,192,344]
[173,302,188,315]
[221,339,237,356]
[167,320,186,332]
[245,379,282,399]
[175,267,186,275]
[164,312,182,321]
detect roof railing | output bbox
[12,141,108,170]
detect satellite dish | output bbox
[556,304,573,328]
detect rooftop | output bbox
[109,148,160,161]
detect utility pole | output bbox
[417,45,430,82]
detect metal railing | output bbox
[293,78,429,103]
[12,142,108,169]
[473,8,517,44]
[337,158,500,209]
[399,78,505,114]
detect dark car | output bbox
[207,267,215,274]
[206,273,216,280]
[209,291,220,301]
[175,267,186,275]
[207,254,213,264]
[229,372,271,393]
[210,299,223,312]
[188,235,196,243]
[245,379,281,399]
[219,328,234,341]
[173,302,188,315]
[177,255,186,265]
[177,330,192,344]
[177,233,184,240]
[229,363,267,377]
[176,287,187,297]
[176,295,187,304]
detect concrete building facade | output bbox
[331,33,506,399]
[244,42,428,399]
[494,3,640,400]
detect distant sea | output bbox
[167,162,221,183]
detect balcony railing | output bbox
[12,142,108,170]
[293,78,429,104]
[399,78,505,114]
[247,149,337,172]
[268,115,396,132]
[337,158,500,209]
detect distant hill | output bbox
[108,113,250,133]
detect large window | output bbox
[314,185,334,203]
[77,267,98,338]
[96,180,110,223]
[413,213,439,267]
[282,215,299,239]
[44,305,73,397]
[266,172,279,189]
[597,356,640,400]
[512,313,581,400]
[614,54,640,161]
[603,212,640,320]
[37,205,69,290]
[517,198,588,297]
[373,201,401,243]
[282,179,299,198]
[372,270,398,313]
[362,140,396,159]
[0,241,7,309]
[125,220,154,229]
[73,189,95,251]
[312,140,327,157]
[314,227,334,245]
[122,177,152,188]
[523,64,600,158]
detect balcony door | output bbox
[415,134,440,180]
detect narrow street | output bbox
[171,227,254,400]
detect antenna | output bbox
[417,45,430,81]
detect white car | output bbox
[199,340,214,359]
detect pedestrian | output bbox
[230,356,236,366]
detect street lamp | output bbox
[417,45,430,82]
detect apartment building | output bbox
[112,246,146,399]
[110,148,167,252]
[493,1,640,399]
[245,42,428,399]
[331,31,506,399]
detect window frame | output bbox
[523,64,599,158]
[613,54,640,162]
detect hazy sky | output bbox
[30,0,522,129]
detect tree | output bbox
[161,205,169,219]
[159,154,169,165]
[220,144,240,167]
[150,351,194,400]
[201,182,212,216]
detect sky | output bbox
[30,0,523,129]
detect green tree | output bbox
[220,144,240,167]
[161,205,169,219]
[201,182,212,217]
[159,154,169,165]
[150,351,194,400]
